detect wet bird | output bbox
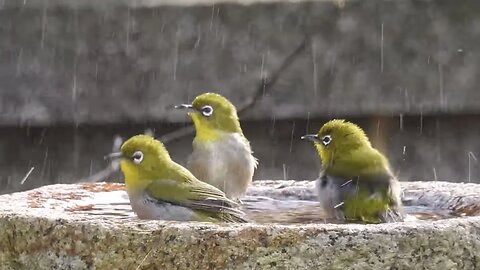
[175,93,257,201]
[302,119,404,223]
[107,134,248,223]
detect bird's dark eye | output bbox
[132,151,144,164]
[201,105,213,117]
[322,135,332,146]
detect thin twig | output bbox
[160,35,310,144]
[78,164,119,183]
[78,135,122,183]
[159,125,196,143]
[238,35,310,115]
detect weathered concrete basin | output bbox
[1,180,480,269]
[1,0,480,195]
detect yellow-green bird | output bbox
[107,134,248,223]
[302,119,404,223]
[175,93,257,200]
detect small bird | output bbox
[175,93,257,200]
[302,119,404,223]
[107,134,248,223]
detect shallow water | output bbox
[241,195,457,224]
[83,190,460,224]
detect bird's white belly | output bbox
[198,146,236,192]
[206,149,233,188]
[188,133,256,199]
[129,193,197,221]
[316,175,345,219]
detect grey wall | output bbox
[0,0,479,125]
[0,0,479,193]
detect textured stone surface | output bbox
[0,0,480,125]
[1,0,480,196]
[1,180,480,269]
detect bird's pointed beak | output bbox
[104,152,124,161]
[301,134,320,143]
[174,104,194,110]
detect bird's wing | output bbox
[145,165,248,223]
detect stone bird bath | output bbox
[1,180,479,269]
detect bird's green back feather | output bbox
[119,135,247,223]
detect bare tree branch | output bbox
[161,35,311,144]
[78,135,123,183]
[79,36,310,183]
[238,36,310,115]
[159,125,196,143]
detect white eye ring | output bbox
[201,105,213,117]
[321,135,332,146]
[132,151,144,164]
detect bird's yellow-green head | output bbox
[302,119,371,162]
[108,135,172,191]
[302,119,389,178]
[175,92,242,142]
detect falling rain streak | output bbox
[380,22,384,73]
[312,44,318,96]
[419,110,423,135]
[305,112,311,134]
[173,36,179,81]
[399,114,404,131]
[438,63,445,108]
[468,152,478,183]
[20,167,35,185]
[289,121,295,153]
[41,5,47,49]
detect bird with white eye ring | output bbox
[201,105,213,117]
[174,92,257,201]
[132,151,144,164]
[106,134,248,223]
[321,135,332,146]
[301,119,404,224]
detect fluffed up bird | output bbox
[107,135,248,223]
[175,93,257,201]
[301,119,404,223]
